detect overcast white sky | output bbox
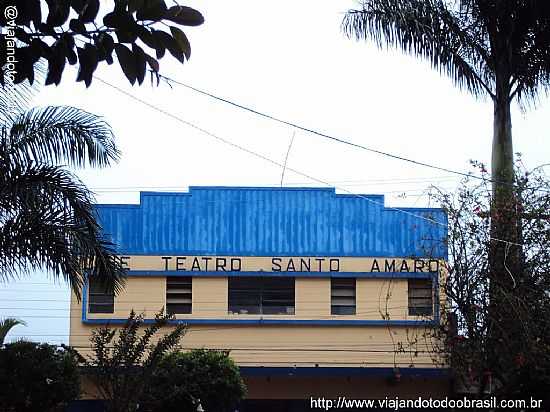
[2,0,549,344]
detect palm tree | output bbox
[343,0,550,393]
[343,0,549,241]
[0,80,126,300]
[0,318,26,345]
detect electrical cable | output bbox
[93,76,524,247]
[156,73,546,193]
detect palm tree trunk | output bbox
[490,90,521,288]
[487,82,523,386]
[491,98,514,199]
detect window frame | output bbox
[228,277,295,315]
[88,278,114,314]
[408,278,434,316]
[166,276,192,315]
[331,278,356,315]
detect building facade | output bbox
[69,187,449,411]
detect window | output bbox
[228,277,295,315]
[166,277,192,314]
[408,279,433,316]
[88,278,114,313]
[331,278,356,315]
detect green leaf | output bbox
[67,48,78,65]
[102,12,117,28]
[154,30,184,63]
[128,0,145,13]
[46,0,71,27]
[96,33,115,63]
[150,29,167,59]
[30,38,49,60]
[132,44,147,85]
[144,54,159,72]
[76,44,98,87]
[70,0,86,13]
[13,47,35,85]
[103,11,135,32]
[19,0,42,28]
[116,29,138,44]
[169,27,191,60]
[97,33,115,55]
[14,28,32,45]
[165,6,204,26]
[69,18,87,34]
[45,50,66,86]
[114,44,137,85]
[80,0,100,23]
[137,26,158,50]
[136,0,167,21]
[58,34,77,65]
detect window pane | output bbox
[228,277,294,315]
[166,277,192,314]
[89,280,111,294]
[331,278,356,315]
[89,303,114,314]
[89,294,114,304]
[408,279,433,316]
[88,278,114,314]
[167,304,192,315]
[332,306,356,315]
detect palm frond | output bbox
[0,81,35,126]
[507,2,550,106]
[0,59,46,126]
[0,163,126,300]
[5,106,120,169]
[343,0,494,98]
[0,318,26,345]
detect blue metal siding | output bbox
[95,187,447,257]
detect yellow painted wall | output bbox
[358,278,409,321]
[192,277,227,317]
[72,272,447,403]
[81,275,434,322]
[70,271,446,369]
[70,322,444,368]
[119,255,441,274]
[295,278,330,317]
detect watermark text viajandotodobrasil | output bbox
[310,396,543,410]
[2,5,18,82]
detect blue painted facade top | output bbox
[96,186,447,258]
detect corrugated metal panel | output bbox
[95,187,447,257]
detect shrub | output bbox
[0,341,80,412]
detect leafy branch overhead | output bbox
[0,0,204,87]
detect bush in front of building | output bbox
[81,310,187,412]
[143,349,246,412]
[0,340,80,412]
[433,159,550,401]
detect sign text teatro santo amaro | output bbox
[114,255,442,274]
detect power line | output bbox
[94,76,445,230]
[5,335,435,347]
[93,76,524,248]
[87,176,460,191]
[89,186,456,196]
[0,307,427,318]
[0,305,417,312]
[157,74,543,193]
[8,345,437,354]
